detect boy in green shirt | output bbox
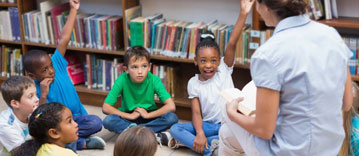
[102,46,178,136]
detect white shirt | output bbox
[187,57,234,124]
[251,14,352,156]
[0,108,31,156]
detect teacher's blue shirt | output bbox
[251,14,352,156]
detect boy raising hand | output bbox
[22,0,105,152]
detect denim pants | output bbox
[66,114,103,152]
[103,112,178,134]
[170,122,221,156]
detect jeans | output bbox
[103,112,178,134]
[170,122,221,156]
[66,114,103,152]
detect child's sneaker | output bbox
[210,139,219,156]
[155,132,183,149]
[124,123,137,132]
[85,136,106,149]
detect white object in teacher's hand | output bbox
[219,81,257,116]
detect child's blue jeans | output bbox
[103,112,178,133]
[66,114,103,152]
[170,122,221,156]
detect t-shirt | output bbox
[104,72,171,113]
[36,143,78,156]
[351,115,359,156]
[251,15,351,156]
[35,49,87,116]
[0,108,31,156]
[187,57,234,124]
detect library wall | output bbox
[140,0,252,25]
[337,0,359,18]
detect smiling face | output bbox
[195,47,220,81]
[126,56,151,83]
[29,55,55,83]
[56,107,79,145]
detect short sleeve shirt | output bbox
[251,15,352,156]
[104,72,171,113]
[35,49,88,115]
[187,57,234,124]
[0,108,31,156]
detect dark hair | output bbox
[114,126,157,156]
[124,46,150,67]
[22,49,49,73]
[257,0,309,20]
[195,31,220,56]
[1,76,35,108]
[12,102,66,156]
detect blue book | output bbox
[105,61,112,91]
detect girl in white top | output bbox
[12,102,79,156]
[169,1,254,155]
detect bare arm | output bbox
[102,103,139,120]
[223,0,254,67]
[191,98,208,153]
[136,98,176,119]
[343,67,353,112]
[226,87,280,139]
[57,0,79,55]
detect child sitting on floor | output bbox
[0,76,39,156]
[102,46,178,145]
[13,102,79,156]
[114,126,157,156]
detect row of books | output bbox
[0,7,21,41]
[0,0,15,3]
[0,45,23,77]
[23,0,123,51]
[151,64,175,98]
[127,8,272,64]
[84,54,124,91]
[307,0,338,20]
[83,54,176,97]
[345,37,359,75]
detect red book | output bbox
[65,54,84,85]
[51,3,69,45]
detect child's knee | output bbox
[164,112,178,125]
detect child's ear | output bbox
[193,57,197,66]
[48,128,61,140]
[10,100,20,109]
[27,72,36,80]
[123,66,128,73]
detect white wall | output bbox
[337,0,359,17]
[140,0,252,25]
[37,0,123,16]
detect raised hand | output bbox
[70,0,80,10]
[240,0,255,15]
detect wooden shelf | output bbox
[0,76,7,81]
[0,3,17,7]
[318,17,359,29]
[352,75,359,82]
[23,42,125,55]
[23,42,251,69]
[0,39,21,45]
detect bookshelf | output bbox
[2,0,356,120]
[0,3,17,7]
[318,17,359,29]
